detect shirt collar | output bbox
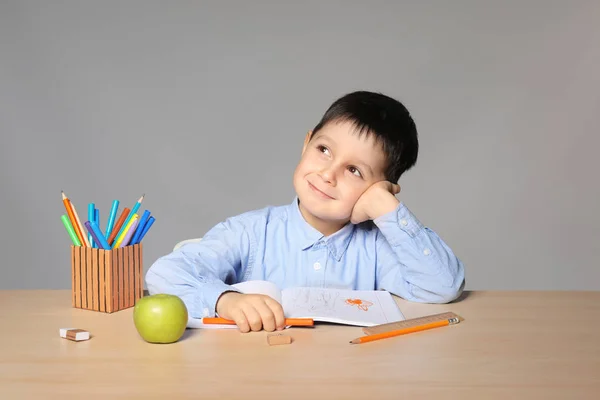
[287,197,355,261]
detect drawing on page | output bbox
[290,289,340,315]
[344,298,373,311]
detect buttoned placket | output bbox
[308,240,327,287]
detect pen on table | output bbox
[88,203,96,248]
[84,220,111,250]
[105,200,120,239]
[113,213,138,248]
[349,318,457,344]
[119,218,139,247]
[61,214,81,246]
[135,216,155,244]
[113,194,144,245]
[61,191,87,246]
[202,317,314,327]
[107,207,130,246]
[130,210,151,245]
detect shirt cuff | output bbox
[373,202,424,246]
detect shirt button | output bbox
[423,248,431,256]
[313,262,322,271]
[400,219,408,226]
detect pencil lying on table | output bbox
[202,317,314,327]
[350,318,457,344]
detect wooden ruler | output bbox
[362,312,462,335]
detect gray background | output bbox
[1,0,599,291]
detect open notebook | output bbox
[187,280,405,329]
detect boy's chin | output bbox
[298,196,352,223]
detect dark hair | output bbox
[310,91,418,182]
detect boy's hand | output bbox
[350,181,401,224]
[215,292,286,333]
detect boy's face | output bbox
[293,120,388,231]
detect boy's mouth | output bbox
[307,181,335,200]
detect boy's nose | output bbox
[319,168,337,186]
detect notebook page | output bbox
[281,287,405,327]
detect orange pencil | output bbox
[350,319,452,344]
[203,317,314,327]
[107,207,130,246]
[61,191,88,247]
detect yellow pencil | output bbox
[112,213,138,248]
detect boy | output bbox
[146,91,465,333]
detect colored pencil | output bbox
[69,200,91,247]
[130,210,151,245]
[113,194,144,246]
[349,319,451,344]
[61,191,88,247]
[202,317,314,327]
[113,213,138,248]
[61,214,81,246]
[120,218,139,247]
[107,207,130,246]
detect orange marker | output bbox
[350,318,456,344]
[107,207,130,246]
[61,191,88,247]
[202,317,314,327]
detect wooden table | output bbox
[1,290,599,399]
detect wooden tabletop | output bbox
[1,290,599,399]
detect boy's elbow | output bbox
[145,258,178,296]
[145,266,165,295]
[411,276,465,304]
[436,278,465,303]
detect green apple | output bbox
[133,294,188,344]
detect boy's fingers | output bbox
[242,306,263,332]
[265,298,286,330]
[256,301,277,332]
[230,308,250,333]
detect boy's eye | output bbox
[348,166,362,178]
[317,145,330,156]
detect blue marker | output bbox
[130,210,151,245]
[94,208,100,231]
[88,203,96,248]
[105,200,120,239]
[136,216,155,243]
[84,220,111,250]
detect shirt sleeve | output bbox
[145,217,253,318]
[373,202,465,303]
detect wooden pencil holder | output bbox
[71,244,143,313]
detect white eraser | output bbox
[59,328,90,341]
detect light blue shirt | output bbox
[146,198,465,318]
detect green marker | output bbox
[61,214,81,246]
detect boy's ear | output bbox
[301,130,313,155]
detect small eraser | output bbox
[267,333,292,346]
[59,328,90,341]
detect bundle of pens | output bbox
[60,191,155,249]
